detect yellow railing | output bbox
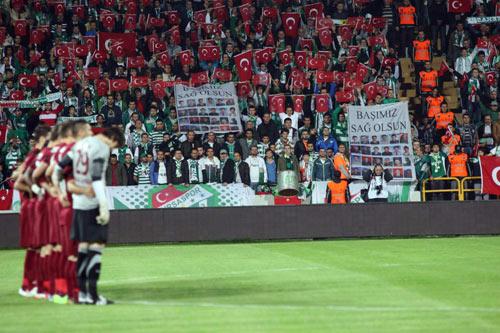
[460,176,482,200]
[421,177,462,202]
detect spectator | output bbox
[106,154,128,186]
[245,145,267,191]
[202,132,222,157]
[312,148,335,181]
[199,147,220,183]
[186,148,203,185]
[363,164,393,202]
[277,144,299,175]
[124,153,137,186]
[257,113,279,144]
[168,149,189,185]
[315,127,338,154]
[233,151,251,186]
[134,153,151,185]
[101,94,122,126]
[220,149,235,184]
[149,150,169,185]
[180,130,200,159]
[264,149,278,186]
[236,129,257,160]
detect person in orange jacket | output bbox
[396,0,417,57]
[447,145,471,200]
[413,30,432,73]
[426,88,444,119]
[326,170,348,204]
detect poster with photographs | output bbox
[348,102,416,181]
[174,83,242,134]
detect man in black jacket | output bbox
[202,132,222,157]
[233,151,251,185]
[220,149,235,184]
[257,112,279,144]
[180,130,201,158]
[168,149,189,185]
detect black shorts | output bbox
[71,208,108,243]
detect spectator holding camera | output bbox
[363,164,393,202]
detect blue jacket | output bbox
[311,157,335,181]
[315,135,338,154]
[149,160,169,185]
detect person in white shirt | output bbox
[364,164,393,202]
[199,147,221,183]
[454,47,478,76]
[245,145,267,190]
[279,106,301,131]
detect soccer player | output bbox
[14,125,51,298]
[51,120,94,303]
[58,127,124,305]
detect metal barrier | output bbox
[461,176,482,200]
[421,177,462,202]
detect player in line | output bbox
[55,127,123,305]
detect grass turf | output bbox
[1,237,500,332]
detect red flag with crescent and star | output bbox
[234,50,253,81]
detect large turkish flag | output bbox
[480,156,500,195]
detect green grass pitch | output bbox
[1,236,500,332]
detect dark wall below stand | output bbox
[1,201,499,248]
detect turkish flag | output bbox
[234,50,253,81]
[101,14,116,30]
[198,45,220,62]
[151,80,168,99]
[212,68,232,82]
[14,20,28,37]
[356,63,370,81]
[130,76,149,87]
[109,79,129,91]
[157,51,171,65]
[476,38,489,49]
[480,156,500,195]
[292,75,310,90]
[369,35,386,47]
[83,36,96,52]
[151,40,167,53]
[179,50,192,66]
[292,95,305,113]
[0,125,8,145]
[299,39,314,51]
[194,10,207,23]
[304,2,324,18]
[75,44,89,57]
[264,31,275,47]
[269,94,286,113]
[84,67,100,80]
[239,4,252,22]
[98,32,137,57]
[318,28,333,47]
[261,7,278,20]
[485,71,496,86]
[10,90,24,100]
[382,57,398,68]
[190,71,210,86]
[54,45,70,58]
[344,77,362,91]
[274,195,301,205]
[127,56,145,68]
[255,48,274,64]
[315,94,329,113]
[448,0,472,13]
[364,81,378,100]
[93,50,107,63]
[166,11,180,25]
[307,58,327,70]
[253,73,271,87]
[279,50,292,65]
[125,0,137,14]
[63,58,76,72]
[295,51,307,67]
[30,29,45,45]
[0,190,13,211]
[348,46,360,57]
[489,35,500,46]
[147,16,165,28]
[335,90,354,103]
[18,74,38,88]
[316,17,334,30]
[237,81,252,97]
[169,26,181,45]
[346,57,358,73]
[124,14,137,31]
[281,12,301,37]
[316,71,335,83]
[372,17,386,28]
[213,6,228,22]
[54,2,65,15]
[338,25,353,42]
[317,51,332,61]
[73,5,85,19]
[290,68,306,82]
[151,185,185,208]
[347,17,364,28]
[376,85,388,97]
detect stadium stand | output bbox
[0,0,499,203]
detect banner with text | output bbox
[0,92,62,109]
[174,83,242,134]
[107,183,256,209]
[348,102,416,181]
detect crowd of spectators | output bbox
[0,0,499,200]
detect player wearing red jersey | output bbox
[14,125,51,298]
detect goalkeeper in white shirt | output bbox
[57,127,123,305]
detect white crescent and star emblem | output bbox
[309,8,318,17]
[451,0,461,9]
[285,17,296,30]
[492,167,500,186]
[19,77,28,86]
[240,58,250,71]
